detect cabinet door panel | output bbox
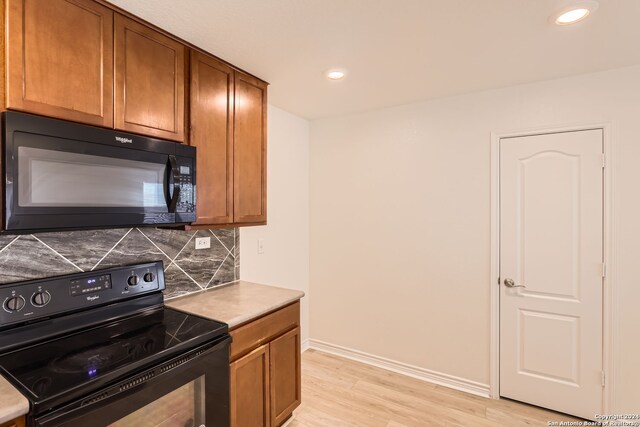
[0,415,25,427]
[190,51,233,225]
[230,344,270,427]
[6,0,113,126]
[270,327,301,426]
[234,72,267,224]
[114,15,185,141]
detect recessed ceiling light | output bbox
[556,8,590,24]
[551,1,598,25]
[326,70,346,80]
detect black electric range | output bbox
[0,261,231,427]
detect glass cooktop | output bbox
[0,307,227,404]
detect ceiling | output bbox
[109,0,640,119]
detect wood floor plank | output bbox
[353,380,489,420]
[352,379,497,427]
[292,349,586,427]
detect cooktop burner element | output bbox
[52,340,128,374]
[0,261,230,424]
[49,324,162,375]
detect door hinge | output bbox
[602,371,606,387]
[602,153,606,168]
[497,276,501,285]
[602,263,606,278]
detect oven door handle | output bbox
[167,155,181,213]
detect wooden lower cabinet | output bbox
[0,416,25,427]
[229,302,301,427]
[269,327,301,426]
[230,344,271,427]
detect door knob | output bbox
[503,278,526,288]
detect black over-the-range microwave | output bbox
[1,111,196,233]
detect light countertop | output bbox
[166,280,305,329]
[0,374,29,423]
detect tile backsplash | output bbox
[0,227,239,299]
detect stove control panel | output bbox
[70,274,112,296]
[0,261,166,328]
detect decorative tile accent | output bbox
[163,263,201,299]
[0,236,80,284]
[138,228,196,259]
[0,227,238,298]
[212,229,235,255]
[208,252,234,288]
[35,229,130,271]
[95,229,171,270]
[174,230,227,287]
[0,235,19,254]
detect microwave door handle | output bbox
[167,155,181,213]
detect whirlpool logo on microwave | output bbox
[115,136,133,144]
[86,295,100,302]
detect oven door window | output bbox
[18,146,166,208]
[109,376,205,427]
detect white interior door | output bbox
[499,129,603,419]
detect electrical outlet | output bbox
[257,238,265,254]
[195,237,211,250]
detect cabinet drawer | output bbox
[230,302,299,361]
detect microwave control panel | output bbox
[176,158,195,214]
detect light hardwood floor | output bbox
[288,349,583,427]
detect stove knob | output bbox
[5,296,25,312]
[127,275,140,287]
[32,291,51,307]
[143,272,155,282]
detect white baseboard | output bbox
[301,338,310,353]
[308,339,490,398]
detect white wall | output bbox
[241,105,310,345]
[310,65,640,412]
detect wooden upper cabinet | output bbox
[190,51,234,225]
[3,1,268,227]
[114,14,185,141]
[5,0,114,127]
[234,72,267,224]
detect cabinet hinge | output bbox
[602,263,606,278]
[602,153,606,168]
[602,371,606,387]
